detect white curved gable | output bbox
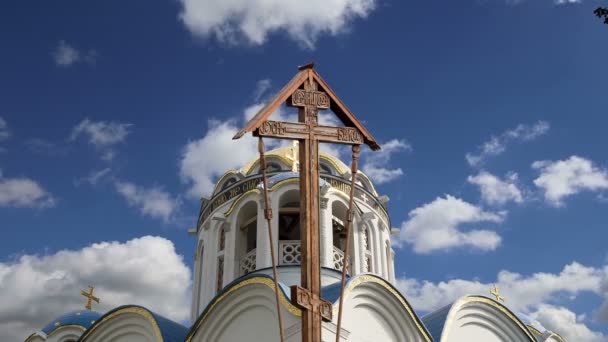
[187,278,300,342]
[440,296,536,342]
[46,326,84,342]
[24,333,46,342]
[338,275,431,342]
[80,308,162,342]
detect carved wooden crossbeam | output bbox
[291,285,333,322]
[257,121,364,145]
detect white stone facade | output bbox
[191,147,396,321]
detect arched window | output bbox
[217,225,226,292]
[196,242,204,309]
[218,227,225,252]
[331,200,352,273]
[278,190,301,265]
[363,227,373,273]
[237,201,258,275]
[220,177,238,191]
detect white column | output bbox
[389,250,396,283]
[380,229,389,280]
[223,219,236,285]
[354,220,364,275]
[271,192,280,266]
[319,197,333,269]
[372,219,383,276]
[256,198,271,269]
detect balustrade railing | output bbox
[332,246,350,274]
[240,249,257,275]
[239,241,350,275]
[279,240,302,265]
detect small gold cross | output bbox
[490,284,505,302]
[81,286,100,310]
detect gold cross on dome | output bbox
[490,284,505,302]
[81,286,100,310]
[288,141,299,172]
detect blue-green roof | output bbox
[41,310,102,335]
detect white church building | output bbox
[25,146,565,342]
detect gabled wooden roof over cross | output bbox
[233,63,380,151]
[233,63,380,342]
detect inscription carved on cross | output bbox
[234,63,380,342]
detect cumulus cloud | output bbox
[398,195,504,253]
[180,118,259,199]
[396,261,607,341]
[69,118,132,161]
[361,139,411,184]
[52,40,97,67]
[466,121,549,167]
[529,304,606,342]
[0,236,191,341]
[115,181,181,223]
[179,83,307,199]
[178,0,377,49]
[0,116,9,141]
[0,175,55,209]
[468,171,523,206]
[532,156,608,206]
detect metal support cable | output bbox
[334,144,361,342]
[258,137,286,342]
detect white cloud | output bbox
[115,181,180,223]
[0,176,55,209]
[398,195,504,253]
[180,117,259,198]
[52,40,97,67]
[532,156,608,206]
[70,118,132,161]
[468,171,523,205]
[396,262,607,341]
[361,139,411,184]
[179,98,301,199]
[0,116,9,141]
[0,236,191,341]
[178,0,377,49]
[253,79,272,101]
[466,121,549,167]
[25,138,69,157]
[529,304,606,342]
[76,168,112,186]
[70,118,131,147]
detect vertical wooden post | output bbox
[298,93,322,342]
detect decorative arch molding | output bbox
[46,325,85,342]
[186,275,302,342]
[439,296,537,342]
[211,170,245,196]
[79,306,164,342]
[333,274,433,342]
[24,333,46,342]
[244,155,292,175]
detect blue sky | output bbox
[1,0,608,340]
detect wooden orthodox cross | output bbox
[81,286,100,310]
[234,63,380,342]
